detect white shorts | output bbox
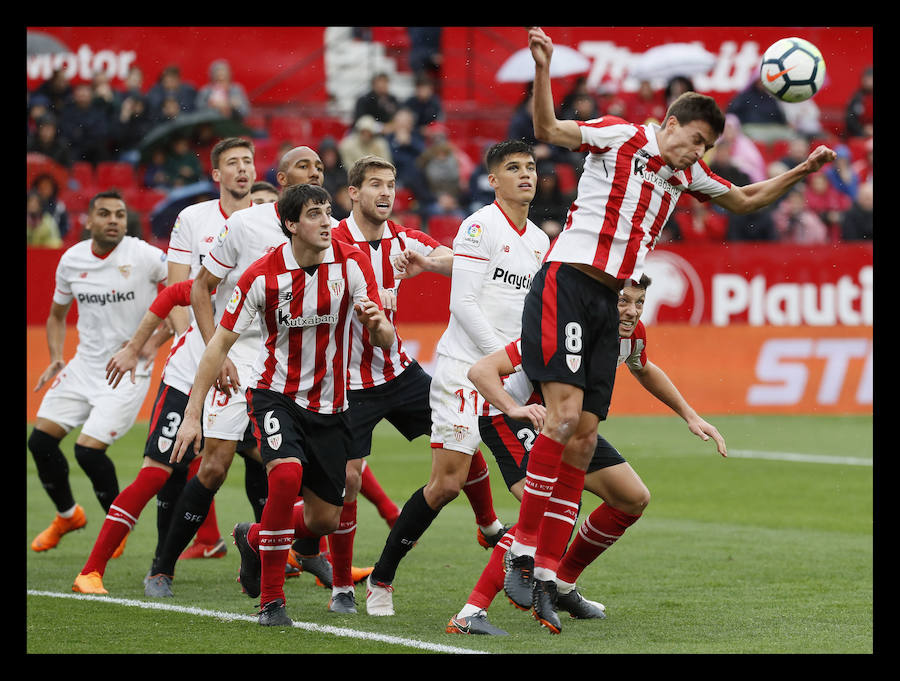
[201,360,254,442]
[429,354,486,455]
[36,353,152,445]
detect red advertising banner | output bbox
[27,26,872,114]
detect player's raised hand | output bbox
[528,27,553,67]
[805,145,838,174]
[34,359,65,392]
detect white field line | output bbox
[726,449,873,466]
[26,590,488,654]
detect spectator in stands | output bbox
[30,174,70,238]
[162,135,204,187]
[386,107,429,202]
[528,160,572,231]
[508,85,564,164]
[558,77,598,122]
[142,147,170,190]
[841,181,873,241]
[852,137,873,184]
[408,27,443,80]
[120,66,145,100]
[146,65,197,123]
[353,72,400,127]
[672,195,728,242]
[27,190,63,248]
[824,144,860,203]
[779,97,823,141]
[664,76,695,109]
[804,171,850,231]
[90,72,120,122]
[718,113,767,183]
[418,128,461,202]
[845,66,873,138]
[27,93,53,136]
[196,59,250,121]
[772,186,829,244]
[27,114,72,168]
[465,144,498,213]
[34,68,72,115]
[404,74,444,133]
[339,114,393,170]
[780,137,811,169]
[318,136,350,202]
[617,79,667,125]
[111,90,153,162]
[58,83,110,166]
[727,76,791,143]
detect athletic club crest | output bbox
[566,354,582,373]
[157,436,172,453]
[328,278,345,298]
[267,433,283,450]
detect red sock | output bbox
[81,466,169,576]
[462,448,498,528]
[534,461,584,575]
[360,461,400,526]
[557,503,641,584]
[188,456,220,545]
[328,500,357,588]
[290,499,319,542]
[259,462,302,606]
[466,523,516,610]
[512,435,564,549]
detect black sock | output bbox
[152,467,187,573]
[372,486,439,584]
[73,443,119,512]
[240,453,268,523]
[28,429,76,513]
[155,475,217,576]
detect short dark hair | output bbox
[485,140,534,172]
[251,181,279,195]
[348,155,397,189]
[664,92,726,139]
[210,137,254,170]
[277,184,332,238]
[89,189,126,213]
[630,274,652,289]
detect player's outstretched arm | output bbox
[631,360,727,457]
[34,301,70,392]
[712,145,837,215]
[528,27,582,151]
[170,325,240,464]
[394,246,454,279]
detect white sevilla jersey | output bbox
[436,201,550,366]
[547,117,732,282]
[219,240,382,414]
[202,201,290,369]
[166,199,232,280]
[333,214,441,390]
[494,321,649,417]
[52,236,168,368]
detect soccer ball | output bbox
[759,37,826,103]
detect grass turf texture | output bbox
[25,414,873,654]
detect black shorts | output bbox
[521,262,620,420]
[143,382,198,471]
[478,413,626,490]
[346,361,432,460]
[246,387,351,506]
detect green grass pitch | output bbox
[26,414,873,654]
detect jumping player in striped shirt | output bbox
[504,27,837,632]
[169,183,393,626]
[447,276,727,635]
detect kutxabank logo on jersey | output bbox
[276,309,338,328]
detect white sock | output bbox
[508,540,536,558]
[556,579,576,595]
[457,603,483,619]
[534,567,556,582]
[479,519,504,535]
[58,504,77,518]
[332,585,353,597]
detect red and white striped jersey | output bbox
[333,214,441,390]
[493,320,649,416]
[546,117,732,282]
[218,240,383,414]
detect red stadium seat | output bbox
[268,116,312,144]
[96,161,138,190]
[70,162,96,191]
[425,215,461,248]
[393,187,415,212]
